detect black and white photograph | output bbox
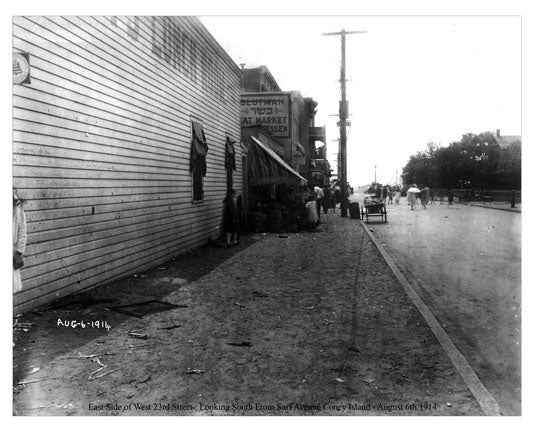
[6,1,530,424]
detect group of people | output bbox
[303,182,354,231]
[378,185,402,206]
[406,185,455,210]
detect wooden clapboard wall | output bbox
[13,16,242,312]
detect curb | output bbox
[457,202,521,214]
[360,220,502,416]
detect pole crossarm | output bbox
[322,31,367,36]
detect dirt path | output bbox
[13,212,483,416]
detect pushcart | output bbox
[362,202,387,223]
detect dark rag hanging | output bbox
[225,137,236,171]
[190,121,208,175]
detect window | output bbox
[190,120,208,201]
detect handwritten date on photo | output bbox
[57,319,110,331]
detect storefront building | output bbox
[240,65,329,187]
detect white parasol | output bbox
[407,187,421,193]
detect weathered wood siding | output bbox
[13,16,242,312]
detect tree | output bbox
[402,141,438,188]
[402,132,521,190]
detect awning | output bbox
[250,136,307,187]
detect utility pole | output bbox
[323,29,366,217]
[374,165,377,185]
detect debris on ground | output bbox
[14,321,34,330]
[28,367,40,375]
[89,365,118,381]
[185,369,205,375]
[127,331,148,340]
[335,378,345,383]
[227,342,252,347]
[91,357,105,367]
[159,324,181,330]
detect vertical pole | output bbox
[340,30,348,217]
[322,29,365,216]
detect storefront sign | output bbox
[13,52,31,85]
[241,93,291,138]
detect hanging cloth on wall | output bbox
[225,136,237,171]
[190,120,208,176]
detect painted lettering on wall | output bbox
[149,17,229,104]
[108,17,235,105]
[241,94,291,137]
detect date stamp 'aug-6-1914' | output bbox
[57,318,111,331]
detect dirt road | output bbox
[358,194,521,415]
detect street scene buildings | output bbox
[12,15,521,418]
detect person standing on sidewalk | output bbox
[322,185,330,214]
[13,190,27,293]
[313,185,324,224]
[305,196,318,231]
[223,189,239,247]
[329,187,336,213]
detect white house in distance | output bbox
[12,16,242,313]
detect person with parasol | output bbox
[407,185,420,210]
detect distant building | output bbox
[241,65,282,93]
[491,129,521,148]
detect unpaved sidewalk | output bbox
[13,212,483,416]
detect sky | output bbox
[200,15,521,187]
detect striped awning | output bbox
[250,136,307,187]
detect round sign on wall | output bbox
[13,53,31,84]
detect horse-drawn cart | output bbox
[362,199,387,223]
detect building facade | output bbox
[240,66,329,186]
[13,16,242,312]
